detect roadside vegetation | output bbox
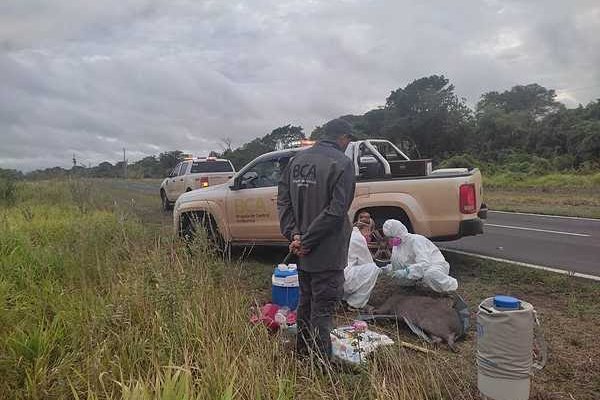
[1,179,599,399]
[439,153,600,218]
[0,180,471,399]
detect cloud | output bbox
[0,0,599,171]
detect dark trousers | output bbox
[296,269,344,359]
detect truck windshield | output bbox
[191,161,234,173]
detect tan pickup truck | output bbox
[160,157,235,211]
[173,140,486,246]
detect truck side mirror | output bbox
[230,177,241,191]
[235,171,258,190]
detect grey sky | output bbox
[1,0,599,171]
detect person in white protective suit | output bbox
[343,224,381,309]
[382,219,458,293]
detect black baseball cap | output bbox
[322,118,356,140]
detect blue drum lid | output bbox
[494,295,521,309]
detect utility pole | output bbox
[123,147,127,179]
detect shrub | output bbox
[0,177,18,206]
[529,156,552,175]
[501,154,552,175]
[552,154,575,171]
[68,179,94,213]
[578,160,600,174]
[505,161,531,173]
[438,154,481,169]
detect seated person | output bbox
[381,219,458,293]
[355,211,390,263]
[344,222,381,309]
[355,211,380,242]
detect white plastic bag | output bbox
[331,326,394,365]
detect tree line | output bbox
[312,75,599,174]
[2,75,598,180]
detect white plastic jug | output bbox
[476,296,536,400]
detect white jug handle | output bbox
[532,310,548,372]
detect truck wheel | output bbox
[161,190,173,211]
[180,212,227,256]
[205,216,226,255]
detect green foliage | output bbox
[384,75,474,160]
[220,124,305,169]
[437,154,482,169]
[439,149,599,181]
[0,168,23,180]
[484,172,600,189]
[314,79,599,170]
[312,75,474,161]
[0,177,18,206]
[499,153,552,175]
[477,83,560,117]
[552,154,576,171]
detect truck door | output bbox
[165,162,181,200]
[168,162,188,201]
[226,155,291,242]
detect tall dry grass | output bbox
[0,180,473,399]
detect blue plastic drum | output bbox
[272,266,299,310]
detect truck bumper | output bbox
[459,218,484,237]
[431,217,484,241]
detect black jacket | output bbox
[277,140,356,271]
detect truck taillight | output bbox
[195,177,209,188]
[459,184,476,214]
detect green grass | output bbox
[482,172,600,218]
[484,172,600,190]
[0,181,472,399]
[484,187,600,218]
[1,179,599,399]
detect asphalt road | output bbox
[441,211,600,278]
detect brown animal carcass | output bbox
[374,293,464,351]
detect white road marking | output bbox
[486,223,591,237]
[441,248,600,282]
[489,210,600,222]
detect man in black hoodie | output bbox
[278,119,356,359]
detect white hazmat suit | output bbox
[382,219,458,293]
[343,227,381,308]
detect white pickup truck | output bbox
[173,140,486,246]
[160,157,235,211]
